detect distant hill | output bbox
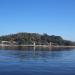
[0,32,75,46]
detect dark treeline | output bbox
[0,32,75,46]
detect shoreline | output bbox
[0,44,75,48]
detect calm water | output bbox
[0,47,75,75]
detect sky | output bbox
[0,0,75,41]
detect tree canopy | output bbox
[0,32,75,46]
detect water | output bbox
[0,47,75,75]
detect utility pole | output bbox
[33,42,36,47]
[50,42,52,47]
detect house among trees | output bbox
[1,41,17,45]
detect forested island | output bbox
[0,32,75,46]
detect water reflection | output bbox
[0,47,75,75]
[0,46,74,61]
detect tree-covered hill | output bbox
[0,32,75,46]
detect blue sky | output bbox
[0,0,75,41]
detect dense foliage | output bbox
[0,32,75,46]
